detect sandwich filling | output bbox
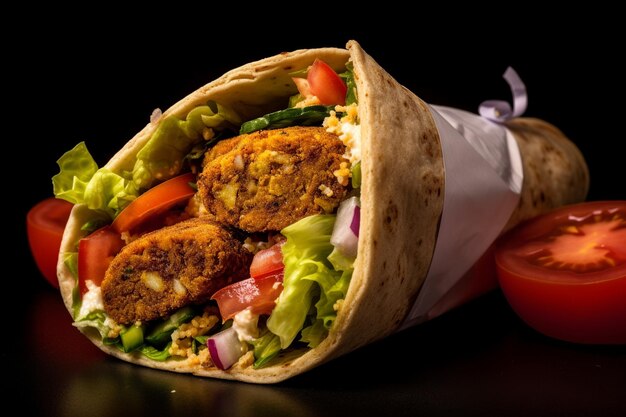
[54,58,362,370]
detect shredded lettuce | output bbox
[266,215,353,351]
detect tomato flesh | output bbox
[496,201,626,344]
[249,242,285,279]
[78,226,125,294]
[27,198,73,288]
[111,172,195,233]
[307,59,347,106]
[211,273,284,322]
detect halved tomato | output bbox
[78,226,125,294]
[495,201,626,344]
[27,198,73,288]
[211,273,284,322]
[111,172,195,233]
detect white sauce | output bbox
[232,309,260,343]
[77,280,104,319]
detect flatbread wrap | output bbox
[54,40,589,383]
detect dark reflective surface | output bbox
[8,285,625,417]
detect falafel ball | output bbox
[198,126,349,232]
[101,218,252,325]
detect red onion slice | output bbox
[207,327,244,370]
[331,197,360,259]
[350,205,360,237]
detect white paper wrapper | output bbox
[400,105,523,329]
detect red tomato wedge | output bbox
[250,242,285,279]
[211,273,284,322]
[78,226,125,294]
[495,201,626,344]
[27,198,73,288]
[111,172,196,233]
[307,59,347,106]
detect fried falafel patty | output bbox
[198,126,349,232]
[102,218,252,325]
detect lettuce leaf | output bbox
[52,142,99,205]
[52,102,241,219]
[250,330,282,369]
[139,342,172,361]
[63,252,81,319]
[266,215,352,350]
[339,62,358,106]
[132,101,240,190]
[73,310,117,342]
[52,142,135,218]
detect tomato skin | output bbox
[249,242,284,279]
[111,173,195,233]
[27,198,73,288]
[495,201,626,344]
[497,267,626,344]
[78,226,125,294]
[211,274,283,322]
[307,59,347,106]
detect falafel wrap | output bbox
[54,40,589,383]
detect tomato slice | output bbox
[249,242,285,279]
[78,226,125,294]
[111,172,196,233]
[307,59,347,106]
[495,201,626,344]
[211,274,284,322]
[27,198,73,288]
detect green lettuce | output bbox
[52,142,138,218]
[250,330,282,368]
[52,142,98,203]
[53,102,240,219]
[62,252,81,319]
[266,215,353,350]
[339,62,358,106]
[132,101,241,190]
[73,310,118,344]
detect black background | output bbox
[8,10,626,417]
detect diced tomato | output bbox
[211,273,284,322]
[26,198,73,288]
[78,226,125,294]
[111,172,196,233]
[250,241,285,279]
[495,201,626,344]
[307,59,347,106]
